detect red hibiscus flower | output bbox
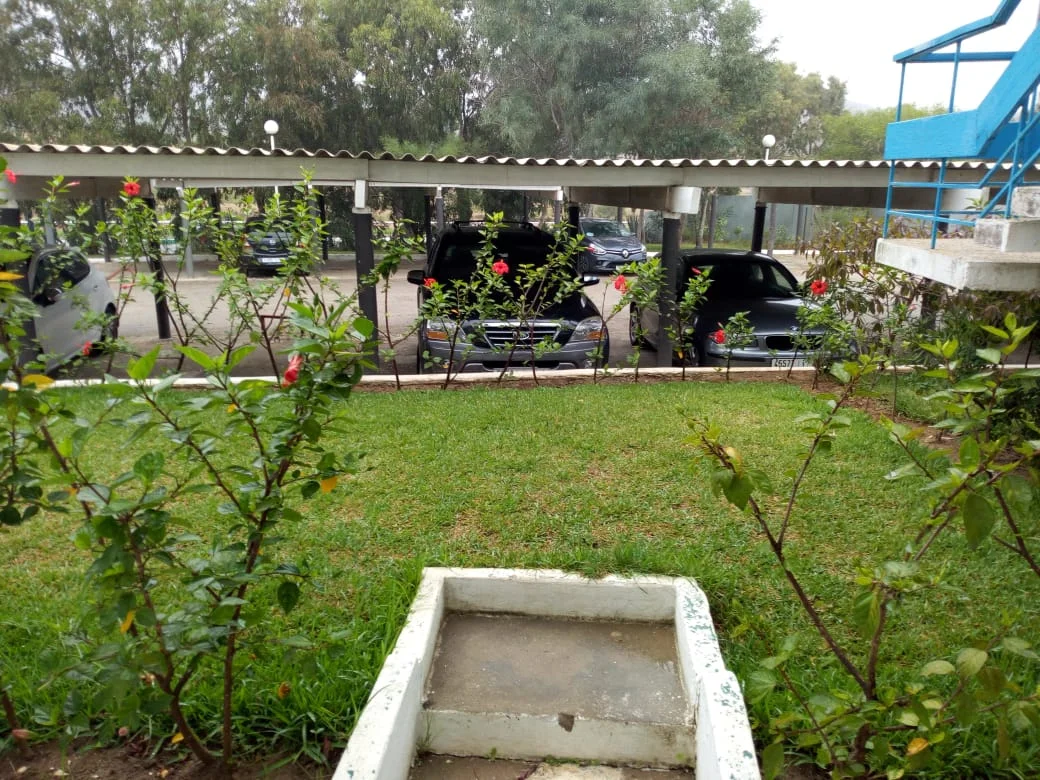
[3,169,15,184]
[710,329,726,345]
[122,180,141,197]
[423,277,436,288]
[690,267,702,275]
[613,275,629,293]
[282,354,304,387]
[491,260,509,275]
[810,279,828,296]
[81,342,93,356]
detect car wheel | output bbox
[577,253,593,275]
[91,307,119,355]
[628,306,648,347]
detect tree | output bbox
[818,104,943,160]
[473,0,777,159]
[745,62,847,158]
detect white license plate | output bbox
[771,358,811,368]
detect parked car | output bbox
[12,247,117,371]
[630,250,829,367]
[406,222,608,373]
[240,215,293,274]
[576,217,647,274]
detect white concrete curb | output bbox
[333,568,760,780]
[14,360,993,391]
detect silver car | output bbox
[15,247,118,371]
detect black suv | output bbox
[406,222,608,373]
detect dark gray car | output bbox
[630,250,828,367]
[577,218,647,274]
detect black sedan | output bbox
[630,250,828,367]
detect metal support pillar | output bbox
[751,201,767,253]
[353,181,379,370]
[567,204,581,238]
[656,213,681,368]
[95,198,113,261]
[177,187,194,277]
[317,191,329,263]
[706,191,717,248]
[553,190,563,225]
[435,187,445,231]
[143,197,172,340]
[767,204,777,257]
[423,195,433,253]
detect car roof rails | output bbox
[448,219,542,231]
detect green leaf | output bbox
[747,669,777,703]
[722,474,754,510]
[978,666,1006,698]
[956,647,988,679]
[277,581,300,614]
[1000,637,1038,660]
[225,344,257,370]
[921,660,956,676]
[127,345,160,381]
[133,451,165,486]
[958,437,980,468]
[353,317,375,340]
[175,345,215,371]
[762,742,784,780]
[975,348,1001,365]
[853,589,881,638]
[961,493,995,549]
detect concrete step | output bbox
[974,216,1040,252]
[421,614,696,767]
[1011,186,1040,219]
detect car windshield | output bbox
[245,218,292,244]
[430,230,580,305]
[684,259,798,300]
[581,220,632,238]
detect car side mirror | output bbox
[406,269,427,286]
[580,275,599,287]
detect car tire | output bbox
[91,307,119,355]
[628,306,648,347]
[577,254,593,275]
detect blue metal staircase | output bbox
[883,0,1040,246]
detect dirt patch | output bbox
[0,742,332,780]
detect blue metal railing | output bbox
[882,0,1040,246]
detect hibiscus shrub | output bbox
[0,170,374,773]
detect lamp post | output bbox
[762,133,776,162]
[264,119,279,195]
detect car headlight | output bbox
[639,243,647,253]
[424,318,460,341]
[572,316,606,342]
[587,242,606,255]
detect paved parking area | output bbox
[72,252,811,379]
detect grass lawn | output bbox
[1,379,1038,775]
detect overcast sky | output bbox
[755,0,1040,110]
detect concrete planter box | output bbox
[333,568,759,780]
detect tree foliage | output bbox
[0,0,868,163]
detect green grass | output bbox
[1,380,1038,774]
